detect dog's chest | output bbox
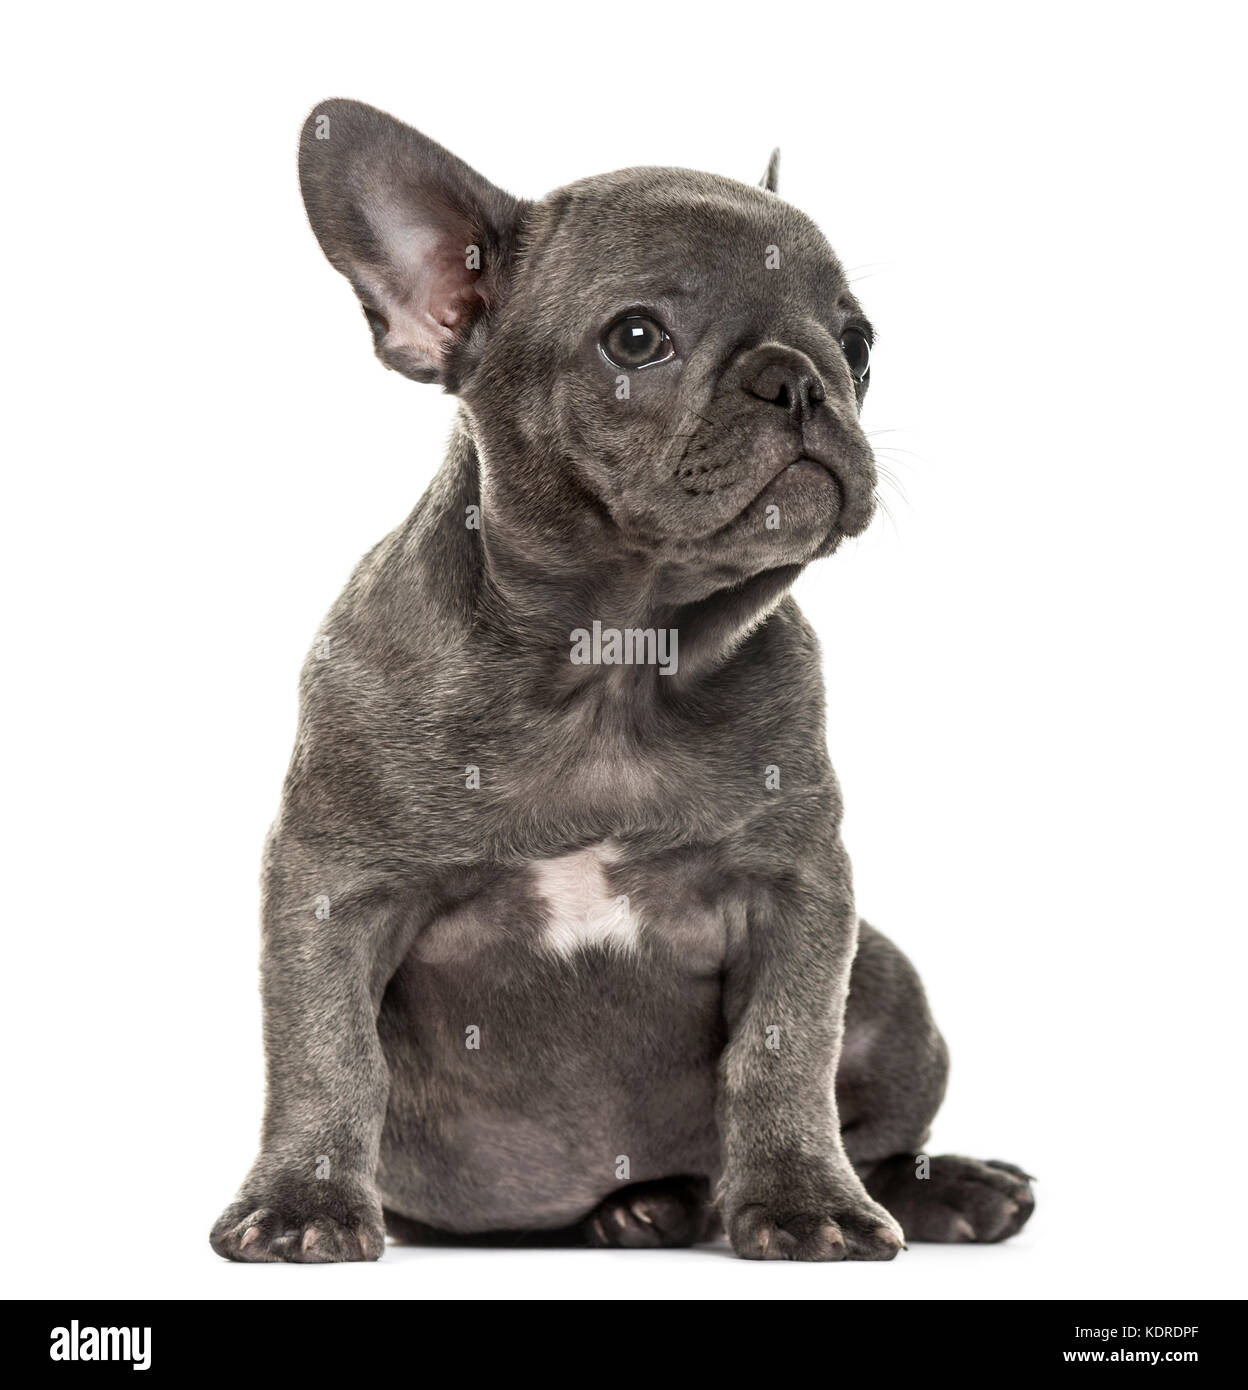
[528,843,640,956]
[382,839,733,1229]
[413,841,733,974]
[381,722,749,1230]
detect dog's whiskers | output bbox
[874,462,911,509]
[844,262,891,284]
[873,485,901,538]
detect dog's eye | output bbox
[601,315,674,369]
[840,328,871,382]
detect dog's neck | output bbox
[396,425,804,701]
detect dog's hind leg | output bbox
[582,1175,718,1248]
[838,921,1035,1243]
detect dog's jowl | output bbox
[210,100,1034,1263]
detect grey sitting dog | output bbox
[210,99,1034,1263]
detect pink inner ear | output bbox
[429,258,483,330]
[370,212,485,371]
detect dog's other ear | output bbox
[299,99,529,386]
[759,148,780,193]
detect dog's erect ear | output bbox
[299,100,529,386]
[759,148,780,193]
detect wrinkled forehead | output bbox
[518,167,853,318]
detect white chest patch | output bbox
[530,843,641,958]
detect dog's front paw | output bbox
[722,1173,904,1262]
[210,1179,384,1263]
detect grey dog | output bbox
[210,100,1034,1263]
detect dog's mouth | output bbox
[618,430,873,554]
[669,452,847,553]
[788,453,838,481]
[737,451,843,519]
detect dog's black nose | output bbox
[743,347,826,424]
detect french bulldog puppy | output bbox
[210,100,1035,1263]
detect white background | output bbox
[3,1,1245,1302]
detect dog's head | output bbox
[300,100,876,597]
